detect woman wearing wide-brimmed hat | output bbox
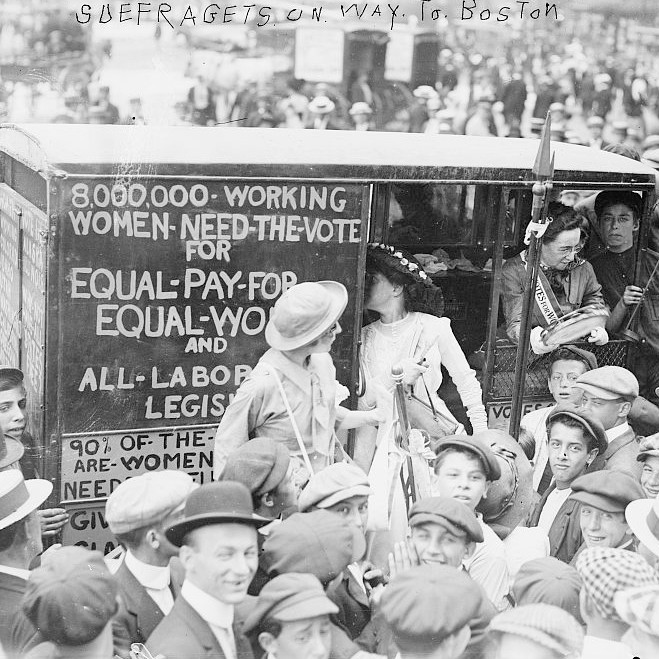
[214,281,381,477]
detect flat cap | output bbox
[570,470,644,512]
[243,573,338,634]
[381,565,481,653]
[546,406,608,454]
[512,557,582,621]
[489,603,584,656]
[409,496,483,543]
[551,345,598,371]
[576,547,659,621]
[434,434,501,481]
[594,190,642,218]
[576,365,639,401]
[637,432,659,462]
[220,438,290,496]
[298,462,371,512]
[262,510,366,584]
[22,546,118,646]
[106,470,198,535]
[614,584,659,636]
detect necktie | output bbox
[538,459,553,496]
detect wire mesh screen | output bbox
[487,340,629,400]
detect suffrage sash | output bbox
[521,252,564,326]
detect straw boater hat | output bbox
[626,493,659,560]
[0,470,52,530]
[308,96,335,115]
[349,102,372,116]
[265,281,348,351]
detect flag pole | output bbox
[509,112,555,439]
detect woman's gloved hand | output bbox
[588,326,609,346]
[397,357,429,387]
[530,326,556,355]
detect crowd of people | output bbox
[2,229,659,658]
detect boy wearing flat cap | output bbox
[527,407,607,564]
[381,564,483,659]
[569,470,644,563]
[260,509,372,659]
[243,573,337,659]
[105,470,198,657]
[576,547,659,658]
[432,435,510,611]
[146,481,270,659]
[297,463,377,645]
[577,365,643,476]
[487,603,584,659]
[388,497,496,659]
[637,433,659,498]
[520,346,597,494]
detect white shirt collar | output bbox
[0,564,30,580]
[124,550,171,591]
[606,422,630,442]
[181,579,234,628]
[582,634,633,658]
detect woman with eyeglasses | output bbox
[354,244,488,471]
[213,281,381,477]
[501,202,608,355]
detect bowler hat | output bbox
[265,281,348,351]
[409,496,483,543]
[243,573,338,634]
[434,434,501,481]
[0,470,52,530]
[570,470,644,512]
[546,406,608,454]
[594,190,642,218]
[22,546,118,646]
[221,438,291,496]
[166,481,269,547]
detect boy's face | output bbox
[432,451,489,511]
[548,359,588,405]
[324,495,369,535]
[260,614,332,659]
[409,521,471,568]
[0,386,26,441]
[547,422,596,487]
[579,505,629,549]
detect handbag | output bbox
[406,375,459,444]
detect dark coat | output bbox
[112,558,185,658]
[146,596,254,659]
[588,427,642,479]
[527,483,583,564]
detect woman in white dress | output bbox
[356,244,488,468]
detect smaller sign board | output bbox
[295,28,344,83]
[384,31,415,82]
[487,399,553,431]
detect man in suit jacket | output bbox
[526,408,608,564]
[105,470,198,657]
[578,366,643,477]
[147,481,269,659]
[0,470,51,654]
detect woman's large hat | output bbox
[0,470,52,530]
[166,481,270,547]
[265,281,348,351]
